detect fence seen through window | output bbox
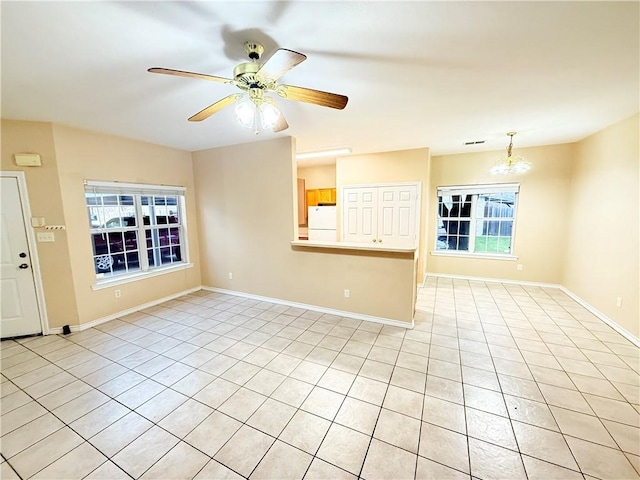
[436,184,518,255]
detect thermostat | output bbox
[14,153,42,167]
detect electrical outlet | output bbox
[344,289,350,298]
[114,289,121,298]
[517,264,523,271]
[36,232,55,242]
[228,272,233,280]
[616,297,623,308]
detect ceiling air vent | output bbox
[464,140,486,146]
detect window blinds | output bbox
[437,183,519,196]
[84,180,185,196]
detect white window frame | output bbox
[431,183,520,260]
[85,180,191,288]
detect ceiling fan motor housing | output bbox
[234,42,276,91]
[244,41,264,60]
[233,62,261,88]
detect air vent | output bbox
[464,140,486,146]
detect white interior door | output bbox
[342,187,378,243]
[342,183,420,247]
[1,177,42,338]
[377,184,418,247]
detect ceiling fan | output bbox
[148,41,349,133]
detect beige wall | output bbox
[52,124,202,324]
[428,143,574,284]
[563,114,639,336]
[1,120,80,328]
[193,137,416,324]
[1,120,201,329]
[4,115,636,335]
[297,164,336,189]
[336,149,430,280]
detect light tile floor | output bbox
[1,277,639,479]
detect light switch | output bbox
[31,217,45,227]
[37,232,55,242]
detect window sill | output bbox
[430,251,518,261]
[91,262,194,290]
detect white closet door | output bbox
[343,187,378,244]
[377,184,418,247]
[342,183,419,248]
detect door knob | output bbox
[372,239,377,243]
[379,239,383,243]
[18,263,29,269]
[19,252,27,258]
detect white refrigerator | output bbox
[308,206,337,241]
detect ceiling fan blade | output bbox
[277,85,348,110]
[148,67,233,84]
[272,112,289,133]
[188,94,242,122]
[257,49,307,81]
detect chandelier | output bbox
[489,132,531,175]
[234,87,281,134]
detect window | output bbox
[85,180,187,281]
[436,183,519,256]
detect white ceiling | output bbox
[2,1,638,162]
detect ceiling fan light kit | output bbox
[149,41,348,134]
[259,101,281,129]
[235,99,256,129]
[489,132,531,175]
[234,88,282,133]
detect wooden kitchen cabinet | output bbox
[306,189,318,207]
[307,188,336,206]
[317,188,336,204]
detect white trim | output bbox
[437,183,520,195]
[426,272,559,288]
[48,286,202,334]
[92,263,194,290]
[558,286,640,348]
[202,286,415,329]
[342,181,422,189]
[84,179,185,194]
[425,273,639,346]
[1,171,50,335]
[430,251,518,261]
[435,185,519,257]
[292,240,416,254]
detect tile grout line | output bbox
[1,285,638,480]
[485,280,585,477]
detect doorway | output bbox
[1,173,46,338]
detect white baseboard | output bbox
[558,286,640,348]
[424,272,560,289]
[46,275,635,347]
[425,273,639,347]
[202,286,415,329]
[48,286,202,335]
